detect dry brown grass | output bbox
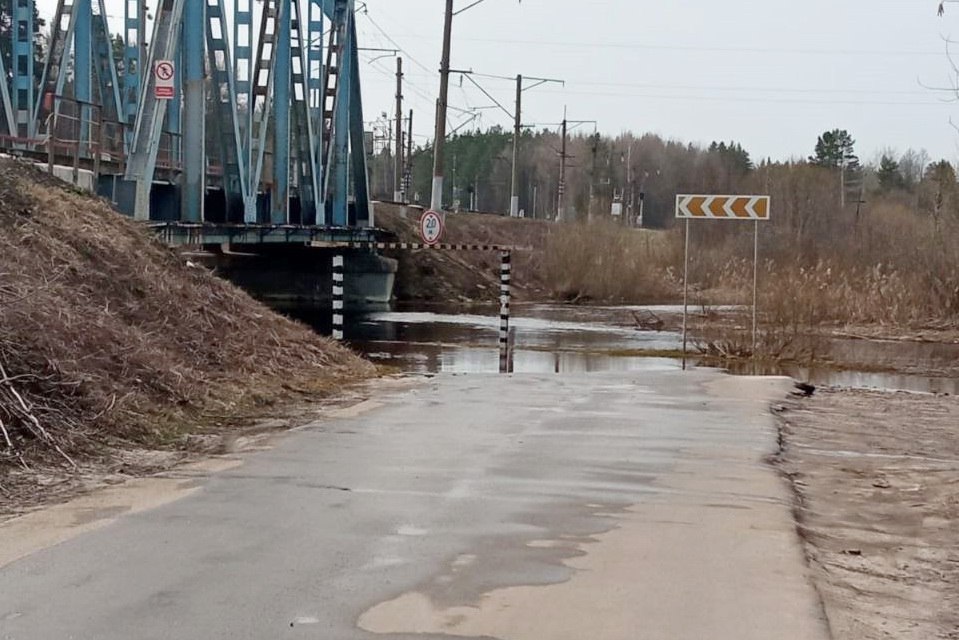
[375,204,552,302]
[0,159,374,475]
[543,220,681,302]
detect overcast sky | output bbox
[355,0,959,164]
[38,0,959,164]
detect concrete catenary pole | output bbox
[510,74,522,218]
[557,117,567,221]
[405,109,414,201]
[394,57,404,202]
[430,0,454,211]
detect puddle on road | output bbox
[306,304,959,394]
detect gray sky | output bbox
[38,0,959,163]
[355,0,959,164]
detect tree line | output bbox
[368,127,957,236]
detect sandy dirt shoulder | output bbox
[775,388,959,640]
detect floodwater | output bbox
[331,304,959,394]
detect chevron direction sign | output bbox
[675,195,770,220]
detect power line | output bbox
[361,11,435,76]
[382,33,946,58]
[529,89,953,106]
[364,71,941,98]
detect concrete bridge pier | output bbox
[202,246,396,314]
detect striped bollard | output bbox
[332,255,344,340]
[499,250,512,374]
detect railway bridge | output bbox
[1,0,397,308]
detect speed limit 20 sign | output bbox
[419,210,444,246]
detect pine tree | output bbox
[810,129,859,170]
[877,155,903,191]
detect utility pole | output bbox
[588,134,598,220]
[558,117,567,221]
[839,156,846,208]
[430,0,454,211]
[405,109,414,203]
[510,74,522,218]
[553,115,597,222]
[509,73,563,218]
[394,57,404,202]
[626,142,634,226]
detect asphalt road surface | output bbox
[0,370,830,639]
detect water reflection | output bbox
[339,304,959,394]
[727,361,959,396]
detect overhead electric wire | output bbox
[531,88,952,106]
[361,11,436,76]
[384,33,946,58]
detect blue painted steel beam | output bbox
[12,0,35,139]
[233,0,252,143]
[181,0,206,222]
[92,0,123,123]
[123,0,187,220]
[247,0,279,222]
[329,0,350,226]
[206,0,250,220]
[347,13,371,226]
[271,0,292,223]
[74,0,92,147]
[166,43,182,161]
[123,0,144,133]
[308,0,325,202]
[0,44,16,135]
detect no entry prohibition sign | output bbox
[419,210,444,246]
[154,60,175,99]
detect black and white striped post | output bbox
[499,250,512,374]
[332,254,345,341]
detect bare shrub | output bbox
[543,220,682,302]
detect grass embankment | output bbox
[0,160,374,504]
[375,204,673,304]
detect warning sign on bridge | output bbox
[419,210,445,246]
[154,60,175,100]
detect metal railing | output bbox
[0,94,183,179]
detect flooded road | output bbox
[349,306,682,375]
[315,304,959,394]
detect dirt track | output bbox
[777,389,959,639]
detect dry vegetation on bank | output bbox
[380,197,959,348]
[0,160,374,501]
[375,204,552,302]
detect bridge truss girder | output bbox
[2,0,372,227]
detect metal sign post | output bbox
[681,217,690,370]
[675,195,771,367]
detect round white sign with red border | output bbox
[154,60,176,99]
[419,210,444,246]
[155,61,175,81]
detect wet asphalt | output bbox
[0,369,828,639]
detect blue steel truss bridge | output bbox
[0,0,388,245]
